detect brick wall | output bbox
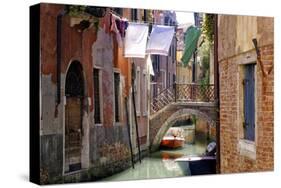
[218,15,273,173]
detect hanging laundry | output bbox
[115,18,128,38]
[147,55,155,76]
[181,26,201,66]
[124,23,149,58]
[146,25,175,56]
[110,14,123,47]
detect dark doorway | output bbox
[65,61,84,173]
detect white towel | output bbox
[146,55,155,76]
[124,23,149,58]
[146,25,175,56]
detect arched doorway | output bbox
[64,61,84,173]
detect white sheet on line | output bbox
[124,23,149,58]
[146,25,175,56]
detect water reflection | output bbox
[102,139,207,181]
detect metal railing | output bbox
[150,83,215,114]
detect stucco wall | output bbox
[39,4,149,184]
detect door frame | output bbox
[62,60,90,175]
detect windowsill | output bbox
[238,139,256,160]
[143,112,148,117]
[94,123,103,126]
[63,168,87,176]
[114,122,122,126]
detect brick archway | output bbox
[149,103,217,152]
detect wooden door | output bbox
[64,61,84,173]
[65,97,82,172]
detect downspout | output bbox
[213,14,220,174]
[55,9,66,116]
[166,55,168,88]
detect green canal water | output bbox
[102,139,207,182]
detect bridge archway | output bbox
[150,108,216,152]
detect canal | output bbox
[101,139,208,181]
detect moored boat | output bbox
[160,127,185,149]
[175,142,217,175]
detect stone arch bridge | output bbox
[149,83,218,152]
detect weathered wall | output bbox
[218,15,274,173]
[39,3,147,184]
[195,119,208,139]
[176,64,192,84]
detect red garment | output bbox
[110,14,123,47]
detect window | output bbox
[168,73,171,87]
[156,55,160,73]
[93,68,102,124]
[114,72,121,122]
[152,55,160,74]
[243,64,256,141]
[160,70,166,89]
[169,46,172,56]
[136,67,141,115]
[164,16,169,25]
[173,37,176,63]
[143,71,147,116]
[113,8,123,16]
[131,9,138,21]
[143,10,147,21]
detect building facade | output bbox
[150,10,177,98]
[218,15,274,173]
[176,24,193,84]
[40,4,150,184]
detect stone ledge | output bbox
[238,139,256,160]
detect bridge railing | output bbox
[150,83,215,114]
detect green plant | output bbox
[67,5,87,17]
[202,14,215,43]
[191,115,197,125]
[67,5,100,32]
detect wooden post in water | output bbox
[125,97,134,169]
[214,14,221,174]
[131,62,142,163]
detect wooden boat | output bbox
[176,156,216,175]
[160,127,185,149]
[175,142,217,175]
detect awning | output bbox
[181,26,201,65]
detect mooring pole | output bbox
[214,14,221,174]
[125,97,134,169]
[131,62,142,163]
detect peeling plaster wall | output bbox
[39,4,137,183]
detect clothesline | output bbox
[109,10,179,27]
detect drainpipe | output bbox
[56,9,66,112]
[213,14,220,174]
[166,55,168,88]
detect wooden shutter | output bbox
[244,64,255,141]
[93,68,101,124]
[114,72,120,122]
